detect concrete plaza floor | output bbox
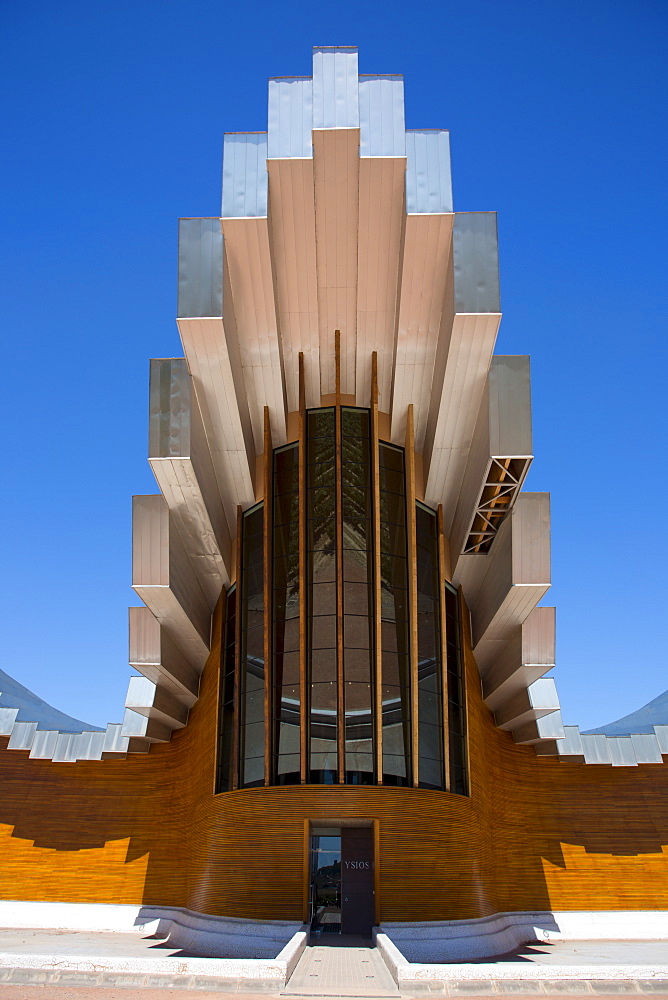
[460,941,668,966]
[0,929,666,997]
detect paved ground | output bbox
[0,930,666,997]
[285,938,399,995]
[459,942,668,966]
[0,929,186,960]
[0,986,666,998]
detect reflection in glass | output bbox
[310,834,341,934]
[341,409,374,784]
[379,443,411,786]
[216,405,468,796]
[216,586,236,793]
[273,444,300,784]
[416,503,444,790]
[446,583,468,795]
[239,503,265,789]
[307,410,338,782]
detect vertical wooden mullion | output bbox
[263,407,272,787]
[298,354,307,784]
[437,504,450,792]
[335,331,345,783]
[370,353,383,784]
[232,504,243,790]
[405,405,419,788]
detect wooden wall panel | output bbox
[0,591,667,922]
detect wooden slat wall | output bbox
[0,591,667,922]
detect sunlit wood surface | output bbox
[0,595,666,922]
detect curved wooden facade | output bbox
[2,45,666,927]
[1,595,666,922]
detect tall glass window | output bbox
[445,582,468,795]
[215,406,468,796]
[239,503,265,789]
[416,503,444,790]
[307,408,338,783]
[216,585,236,793]
[272,443,300,784]
[379,443,411,786]
[341,408,374,784]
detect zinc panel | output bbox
[0,707,19,735]
[177,218,223,319]
[581,734,612,764]
[527,678,559,712]
[488,356,532,457]
[453,212,500,313]
[630,734,663,764]
[521,607,555,667]
[608,737,637,766]
[312,46,359,128]
[405,130,452,214]
[221,133,268,219]
[149,358,191,459]
[512,493,551,587]
[7,721,37,750]
[359,76,405,157]
[268,78,313,158]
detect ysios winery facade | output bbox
[1,46,667,944]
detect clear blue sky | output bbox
[1,0,666,732]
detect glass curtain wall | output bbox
[215,406,468,795]
[239,503,265,789]
[379,443,411,786]
[273,443,301,784]
[216,585,236,792]
[307,408,338,782]
[341,408,374,784]
[416,503,444,790]
[445,582,468,795]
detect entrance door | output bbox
[310,830,341,934]
[340,827,374,936]
[310,826,375,938]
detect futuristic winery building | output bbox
[1,47,667,949]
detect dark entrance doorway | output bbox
[309,826,374,938]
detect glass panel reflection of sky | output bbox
[315,851,340,868]
[313,835,340,853]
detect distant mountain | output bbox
[0,668,103,733]
[584,689,668,736]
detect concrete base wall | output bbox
[377,909,668,965]
[0,901,307,975]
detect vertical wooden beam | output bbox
[335,387,345,784]
[298,354,307,784]
[437,504,450,793]
[263,407,272,787]
[405,405,419,788]
[370,353,383,784]
[232,504,243,791]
